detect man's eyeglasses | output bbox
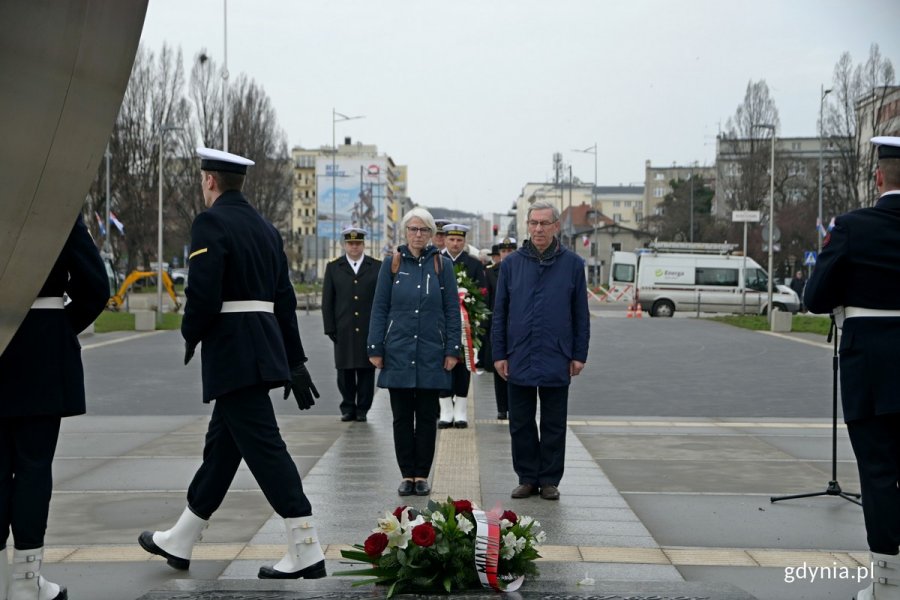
[406,226,432,235]
[527,219,557,228]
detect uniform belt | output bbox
[844,306,900,319]
[220,300,274,313]
[31,297,65,309]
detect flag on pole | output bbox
[109,211,125,235]
[582,235,590,248]
[817,217,836,239]
[94,211,107,236]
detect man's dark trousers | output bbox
[337,367,375,418]
[847,414,900,554]
[508,382,568,487]
[187,384,311,519]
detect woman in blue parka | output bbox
[368,207,461,497]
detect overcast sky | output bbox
[139,0,900,215]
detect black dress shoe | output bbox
[453,420,468,428]
[398,480,415,496]
[540,484,560,500]
[355,414,367,422]
[138,531,190,570]
[258,559,327,579]
[437,421,452,429]
[414,480,431,496]
[340,413,356,422]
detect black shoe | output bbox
[414,480,431,496]
[453,420,468,428]
[138,531,190,570]
[437,421,452,429]
[540,484,560,500]
[258,559,327,579]
[497,412,507,420]
[340,413,356,422]
[510,483,538,498]
[355,414,367,422]
[398,480,415,496]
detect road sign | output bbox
[732,210,761,222]
[803,251,817,266]
[761,224,781,243]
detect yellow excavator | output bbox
[107,270,181,312]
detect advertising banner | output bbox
[316,157,387,251]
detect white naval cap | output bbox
[196,147,255,174]
[442,223,469,237]
[341,226,367,241]
[871,136,900,159]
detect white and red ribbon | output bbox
[458,290,476,372]
[473,509,524,592]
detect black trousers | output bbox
[507,383,568,487]
[439,362,470,398]
[0,416,61,550]
[337,368,375,417]
[388,388,440,478]
[492,371,509,414]
[187,385,311,520]
[847,414,900,554]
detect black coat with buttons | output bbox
[0,214,109,417]
[322,254,381,370]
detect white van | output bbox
[609,242,800,317]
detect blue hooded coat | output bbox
[367,245,461,390]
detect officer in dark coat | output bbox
[805,136,900,600]
[485,237,517,420]
[438,223,486,428]
[322,227,381,422]
[480,244,501,376]
[0,213,108,600]
[138,147,325,581]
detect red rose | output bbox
[411,522,436,547]
[392,505,407,519]
[500,510,518,525]
[479,287,488,297]
[453,499,473,514]
[364,532,389,558]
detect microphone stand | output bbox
[770,315,861,506]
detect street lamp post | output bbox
[572,143,598,248]
[753,123,776,329]
[222,0,229,151]
[817,84,832,259]
[104,144,111,254]
[157,124,181,324]
[331,108,364,259]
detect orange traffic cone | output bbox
[635,304,643,318]
[626,304,634,318]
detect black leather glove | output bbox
[184,342,197,365]
[284,363,320,410]
[327,332,337,343]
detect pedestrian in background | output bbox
[0,214,109,600]
[805,137,900,600]
[438,223,486,428]
[367,208,460,497]
[322,227,381,422]
[485,237,517,420]
[789,270,806,312]
[138,148,324,580]
[492,200,590,501]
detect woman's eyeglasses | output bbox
[406,226,432,235]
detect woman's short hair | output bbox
[401,207,436,233]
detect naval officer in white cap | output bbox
[806,136,900,600]
[138,147,326,580]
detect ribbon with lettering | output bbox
[472,509,524,592]
[458,290,476,372]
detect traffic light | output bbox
[492,224,498,236]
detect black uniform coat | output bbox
[182,190,306,402]
[804,191,900,422]
[322,254,381,369]
[0,215,108,417]
[446,250,487,290]
[481,264,500,366]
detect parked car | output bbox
[170,268,188,286]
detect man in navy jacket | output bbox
[805,136,900,600]
[492,200,590,501]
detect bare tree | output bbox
[824,44,896,213]
[720,80,781,215]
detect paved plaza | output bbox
[21,305,869,599]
